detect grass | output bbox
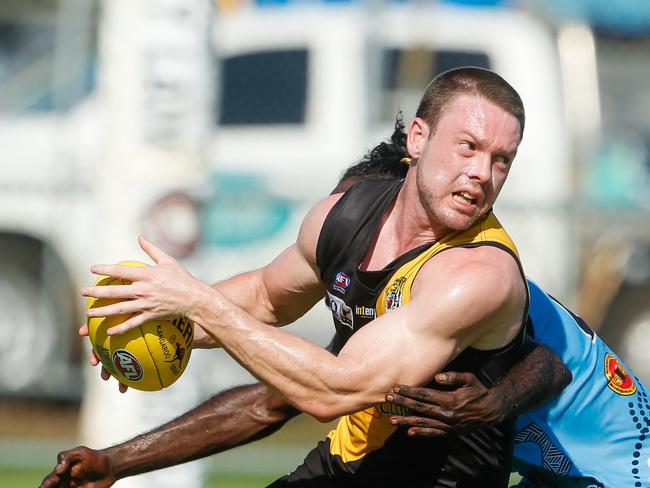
[0,411,524,488]
[1,467,48,487]
[3,466,523,488]
[0,467,276,488]
[207,473,281,487]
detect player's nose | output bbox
[466,153,492,183]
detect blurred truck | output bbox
[0,0,212,400]
[1,0,648,402]
[196,1,576,345]
[197,0,650,379]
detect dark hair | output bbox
[333,113,409,193]
[416,66,525,139]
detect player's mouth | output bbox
[452,191,478,207]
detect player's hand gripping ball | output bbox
[86,261,193,391]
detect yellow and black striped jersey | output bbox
[271,179,529,488]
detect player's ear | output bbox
[406,117,430,158]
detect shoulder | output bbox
[403,245,527,349]
[418,244,522,278]
[412,245,525,323]
[295,193,344,264]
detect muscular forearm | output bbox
[196,269,322,349]
[104,383,299,479]
[214,259,325,328]
[491,342,571,419]
[193,276,491,421]
[194,272,282,349]
[201,307,361,421]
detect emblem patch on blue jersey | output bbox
[333,272,351,294]
[604,353,637,396]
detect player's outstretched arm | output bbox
[386,340,571,437]
[190,246,526,421]
[40,383,298,488]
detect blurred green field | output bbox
[207,473,279,488]
[2,468,523,487]
[1,467,44,487]
[1,466,522,487]
[0,438,298,488]
[0,400,522,488]
[1,467,276,488]
[0,404,322,488]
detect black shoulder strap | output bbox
[315,179,403,281]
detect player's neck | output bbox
[360,181,449,271]
[393,175,452,243]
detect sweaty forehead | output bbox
[443,94,521,146]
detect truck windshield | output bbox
[218,49,308,126]
[0,0,97,114]
[377,47,491,122]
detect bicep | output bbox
[258,243,325,325]
[332,256,524,407]
[333,303,463,407]
[228,194,340,326]
[213,247,324,326]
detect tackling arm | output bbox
[40,334,347,488]
[481,338,571,417]
[193,246,526,421]
[105,383,298,477]
[39,383,298,488]
[386,339,571,437]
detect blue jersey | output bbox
[513,280,650,487]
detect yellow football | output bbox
[86,261,193,391]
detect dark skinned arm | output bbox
[386,341,571,437]
[40,331,345,488]
[40,383,298,488]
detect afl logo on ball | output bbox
[604,353,636,396]
[112,349,144,382]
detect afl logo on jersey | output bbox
[604,353,636,396]
[333,272,351,294]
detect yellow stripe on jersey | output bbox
[327,211,520,463]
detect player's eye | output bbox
[493,155,510,166]
[459,141,475,152]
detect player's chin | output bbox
[444,212,480,232]
[443,202,485,229]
